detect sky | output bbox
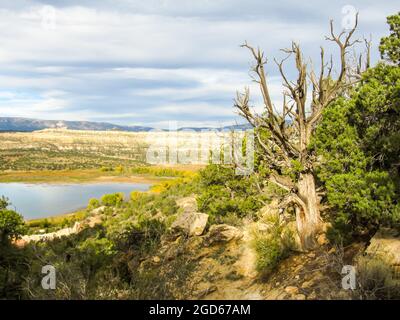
[0,1,398,128]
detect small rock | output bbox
[295,294,306,300]
[204,224,243,245]
[195,286,217,299]
[321,222,332,233]
[317,233,329,246]
[87,215,102,228]
[308,291,317,300]
[301,280,314,289]
[284,286,299,295]
[91,206,106,215]
[311,271,324,282]
[328,247,336,254]
[295,275,300,280]
[165,245,184,261]
[152,256,161,263]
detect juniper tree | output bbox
[235,16,366,250]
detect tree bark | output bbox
[295,172,322,250]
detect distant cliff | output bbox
[0,117,153,132]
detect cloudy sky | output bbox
[0,1,398,128]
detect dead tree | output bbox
[235,15,363,250]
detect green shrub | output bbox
[0,198,26,244]
[40,218,51,229]
[0,197,29,298]
[88,198,101,209]
[113,216,166,254]
[313,15,400,241]
[313,97,400,242]
[131,166,193,178]
[100,166,113,172]
[151,195,178,216]
[252,214,294,278]
[197,164,268,222]
[115,165,124,173]
[130,191,142,201]
[77,237,117,278]
[101,193,124,206]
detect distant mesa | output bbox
[0,117,154,132]
[0,117,251,132]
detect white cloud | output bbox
[0,1,397,127]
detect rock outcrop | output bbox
[176,196,198,213]
[20,222,82,244]
[91,206,106,215]
[171,195,209,236]
[17,215,103,245]
[171,211,209,236]
[366,228,400,266]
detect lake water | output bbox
[0,182,151,220]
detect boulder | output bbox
[365,228,400,265]
[171,211,209,236]
[86,215,102,228]
[72,221,82,233]
[176,196,198,213]
[91,206,106,215]
[204,224,243,245]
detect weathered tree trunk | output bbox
[235,17,361,251]
[295,172,322,250]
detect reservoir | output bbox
[0,182,151,219]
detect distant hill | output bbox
[0,117,252,132]
[0,117,153,132]
[177,124,252,132]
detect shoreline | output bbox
[0,169,168,184]
[26,210,83,223]
[24,192,140,223]
[1,166,201,224]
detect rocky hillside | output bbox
[22,194,400,300]
[134,197,400,300]
[132,196,350,300]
